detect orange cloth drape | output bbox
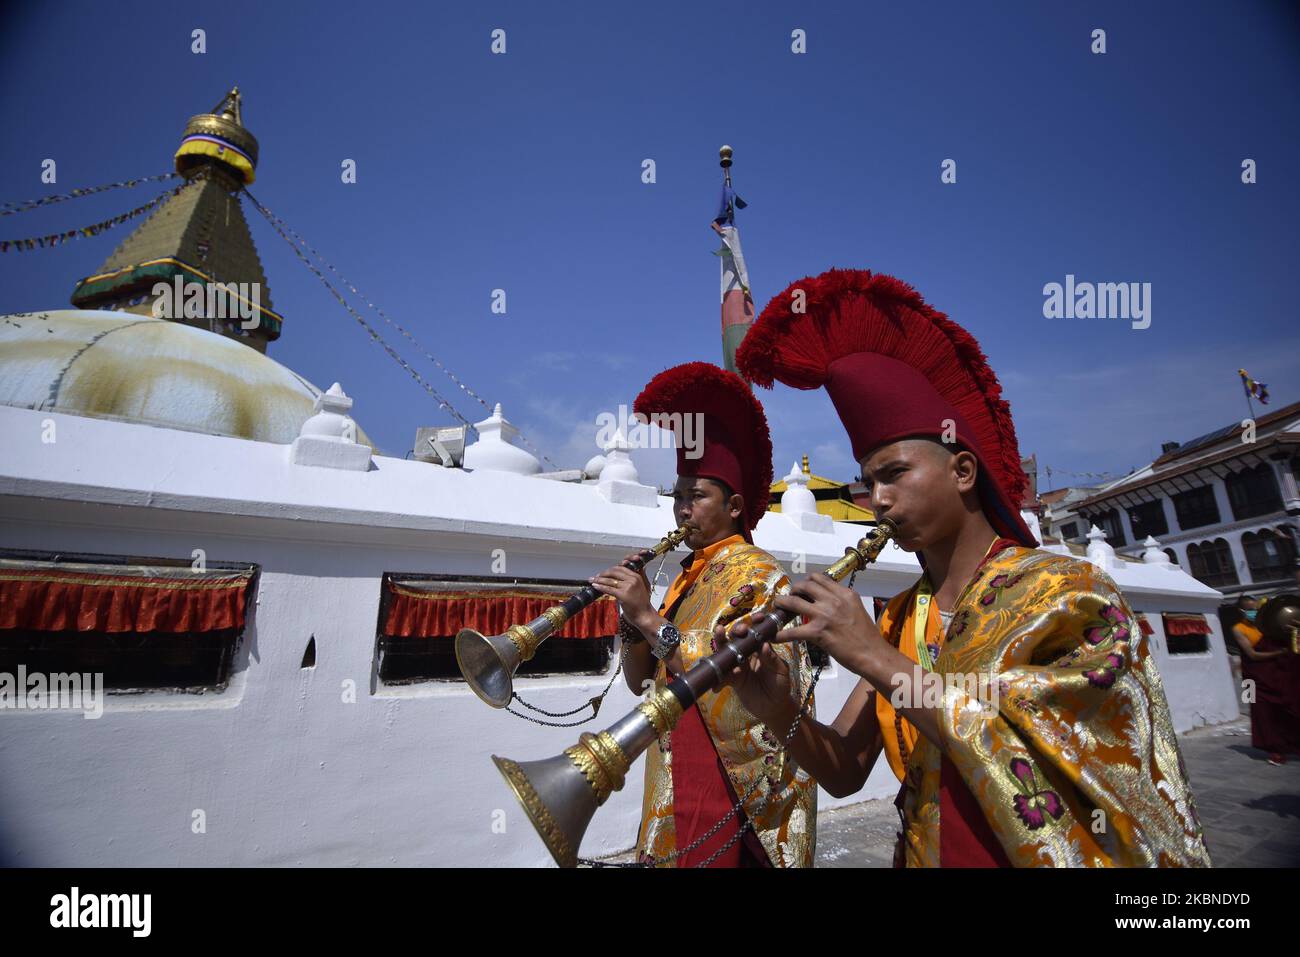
[0,563,253,634]
[1136,613,1154,636]
[383,584,616,639]
[1162,612,1212,636]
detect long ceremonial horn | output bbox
[493,518,897,866]
[455,525,693,708]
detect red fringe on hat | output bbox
[736,268,1026,504]
[634,361,774,531]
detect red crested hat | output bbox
[737,268,1037,547]
[634,361,773,538]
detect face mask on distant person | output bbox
[1244,610,1258,622]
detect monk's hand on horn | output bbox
[714,618,794,727]
[618,550,654,586]
[771,573,882,674]
[590,563,654,632]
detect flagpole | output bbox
[716,145,754,375]
[1240,372,1257,421]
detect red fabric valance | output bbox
[384,583,617,639]
[1136,613,1154,636]
[0,560,254,634]
[1162,612,1212,637]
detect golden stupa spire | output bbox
[69,87,281,352]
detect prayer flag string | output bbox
[0,184,186,253]
[243,188,479,432]
[1,172,180,217]
[243,190,560,468]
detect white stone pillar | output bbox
[1158,494,1179,534]
[1117,505,1137,547]
[1268,454,1300,515]
[1210,477,1235,525]
[1225,531,1250,585]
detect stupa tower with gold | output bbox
[68,87,283,353]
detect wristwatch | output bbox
[651,622,682,661]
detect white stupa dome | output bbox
[0,309,373,446]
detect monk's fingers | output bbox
[773,592,818,620]
[766,621,818,645]
[790,574,837,599]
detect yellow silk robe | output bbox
[877,545,1211,867]
[639,535,818,867]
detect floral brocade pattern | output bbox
[639,540,817,867]
[886,547,1211,868]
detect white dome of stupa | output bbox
[0,309,373,446]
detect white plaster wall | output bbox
[0,497,904,865]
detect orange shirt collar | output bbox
[660,533,746,615]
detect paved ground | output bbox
[595,716,1300,866]
[815,716,1300,867]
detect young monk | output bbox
[590,362,817,867]
[723,267,1211,867]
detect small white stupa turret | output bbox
[597,427,657,507]
[780,459,832,533]
[462,403,541,475]
[288,382,372,471]
[1085,524,1116,571]
[1142,535,1173,567]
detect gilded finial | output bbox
[801,454,810,475]
[176,86,259,185]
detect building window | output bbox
[1127,500,1168,539]
[1095,509,1126,547]
[1057,521,1079,541]
[1161,613,1211,655]
[1242,528,1296,583]
[1186,539,1239,589]
[1171,485,1220,530]
[0,551,255,692]
[1225,464,1283,521]
[375,574,617,684]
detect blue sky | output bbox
[2,1,1297,492]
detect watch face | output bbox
[653,623,681,660]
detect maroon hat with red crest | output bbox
[737,268,1036,547]
[634,362,773,539]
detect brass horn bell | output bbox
[455,622,545,709]
[456,526,692,708]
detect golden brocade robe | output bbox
[639,536,818,867]
[881,545,1211,867]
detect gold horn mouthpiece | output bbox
[456,525,693,708]
[493,518,896,865]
